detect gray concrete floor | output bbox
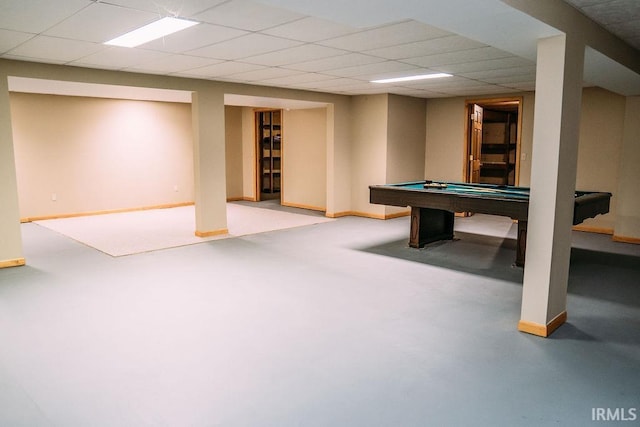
[1,211,638,426]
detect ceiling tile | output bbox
[297,81,376,92]
[402,76,488,91]
[71,46,169,69]
[0,0,91,33]
[322,60,420,79]
[224,67,302,82]
[187,33,302,60]
[141,23,248,53]
[126,54,222,73]
[293,77,366,89]
[176,61,266,78]
[1,54,66,65]
[389,87,443,98]
[455,85,519,96]
[480,74,537,85]
[365,35,487,60]
[43,2,159,43]
[99,0,228,17]
[0,30,34,54]
[7,35,105,63]
[259,72,337,85]
[262,16,357,42]
[318,20,451,51]
[459,65,537,79]
[284,53,384,72]
[430,57,535,74]
[402,46,513,68]
[504,81,536,91]
[194,0,304,31]
[242,44,347,67]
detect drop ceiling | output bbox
[1,0,639,100]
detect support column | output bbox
[191,88,228,237]
[0,73,25,268]
[325,101,352,217]
[518,34,585,337]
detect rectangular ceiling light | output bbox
[105,17,198,48]
[371,73,452,84]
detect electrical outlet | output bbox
[51,193,57,201]
[173,185,178,192]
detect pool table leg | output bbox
[516,220,527,267]
[409,207,455,248]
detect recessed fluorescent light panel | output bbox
[371,73,452,84]
[105,17,198,48]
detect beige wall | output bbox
[517,93,536,186]
[10,93,194,220]
[225,105,243,200]
[6,86,634,229]
[0,59,358,263]
[425,97,467,182]
[425,93,536,185]
[615,95,640,240]
[386,94,427,183]
[385,94,427,216]
[2,57,639,266]
[326,101,353,217]
[351,94,389,216]
[576,87,625,231]
[282,108,327,211]
[424,88,625,231]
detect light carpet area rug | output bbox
[34,203,334,257]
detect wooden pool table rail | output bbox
[369,181,611,266]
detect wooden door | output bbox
[469,104,483,183]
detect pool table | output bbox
[369,180,612,266]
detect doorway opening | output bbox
[255,109,282,201]
[465,98,522,186]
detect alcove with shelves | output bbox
[480,108,518,185]
[257,110,282,198]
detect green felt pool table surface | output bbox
[377,181,597,200]
[369,180,612,266]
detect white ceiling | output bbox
[1,0,639,101]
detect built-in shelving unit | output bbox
[257,110,282,196]
[480,109,517,185]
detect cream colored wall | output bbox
[1,58,357,263]
[425,93,536,185]
[517,93,535,186]
[386,94,427,183]
[225,105,243,200]
[10,92,194,220]
[424,89,625,231]
[576,87,625,231]
[2,57,638,266]
[424,97,467,181]
[326,102,353,217]
[351,94,389,216]
[385,94,426,216]
[614,96,640,240]
[282,108,327,211]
